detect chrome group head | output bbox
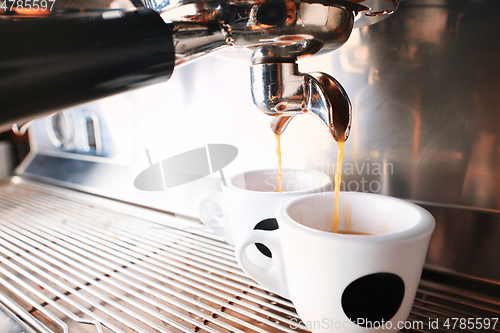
[146,0,399,141]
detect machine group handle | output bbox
[0,9,176,129]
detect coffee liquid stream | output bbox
[275,130,363,235]
[276,134,283,193]
[333,140,345,233]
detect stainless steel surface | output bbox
[152,0,400,64]
[147,0,399,29]
[0,300,37,333]
[0,292,54,333]
[406,279,500,333]
[171,22,229,66]
[0,179,309,333]
[163,1,357,57]
[250,60,351,140]
[320,0,500,211]
[0,179,499,333]
[421,204,500,284]
[17,0,500,214]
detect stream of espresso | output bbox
[276,134,283,192]
[274,130,345,233]
[332,140,345,233]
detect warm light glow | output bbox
[14,8,50,15]
[11,176,22,185]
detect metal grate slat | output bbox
[0,198,302,332]
[0,180,499,333]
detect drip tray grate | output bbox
[0,180,499,333]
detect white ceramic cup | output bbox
[235,191,435,333]
[197,169,332,247]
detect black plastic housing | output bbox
[0,9,175,128]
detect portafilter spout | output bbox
[250,46,352,142]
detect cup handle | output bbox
[197,190,233,244]
[235,229,290,299]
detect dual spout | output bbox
[250,46,352,142]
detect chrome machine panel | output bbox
[20,0,500,213]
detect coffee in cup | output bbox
[235,191,434,333]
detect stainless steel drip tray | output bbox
[0,179,499,333]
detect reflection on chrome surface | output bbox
[312,0,500,211]
[19,0,500,214]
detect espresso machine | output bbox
[0,0,400,139]
[1,0,500,332]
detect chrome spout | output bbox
[250,60,351,141]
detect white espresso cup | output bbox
[235,191,435,333]
[197,169,332,248]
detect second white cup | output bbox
[197,168,332,249]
